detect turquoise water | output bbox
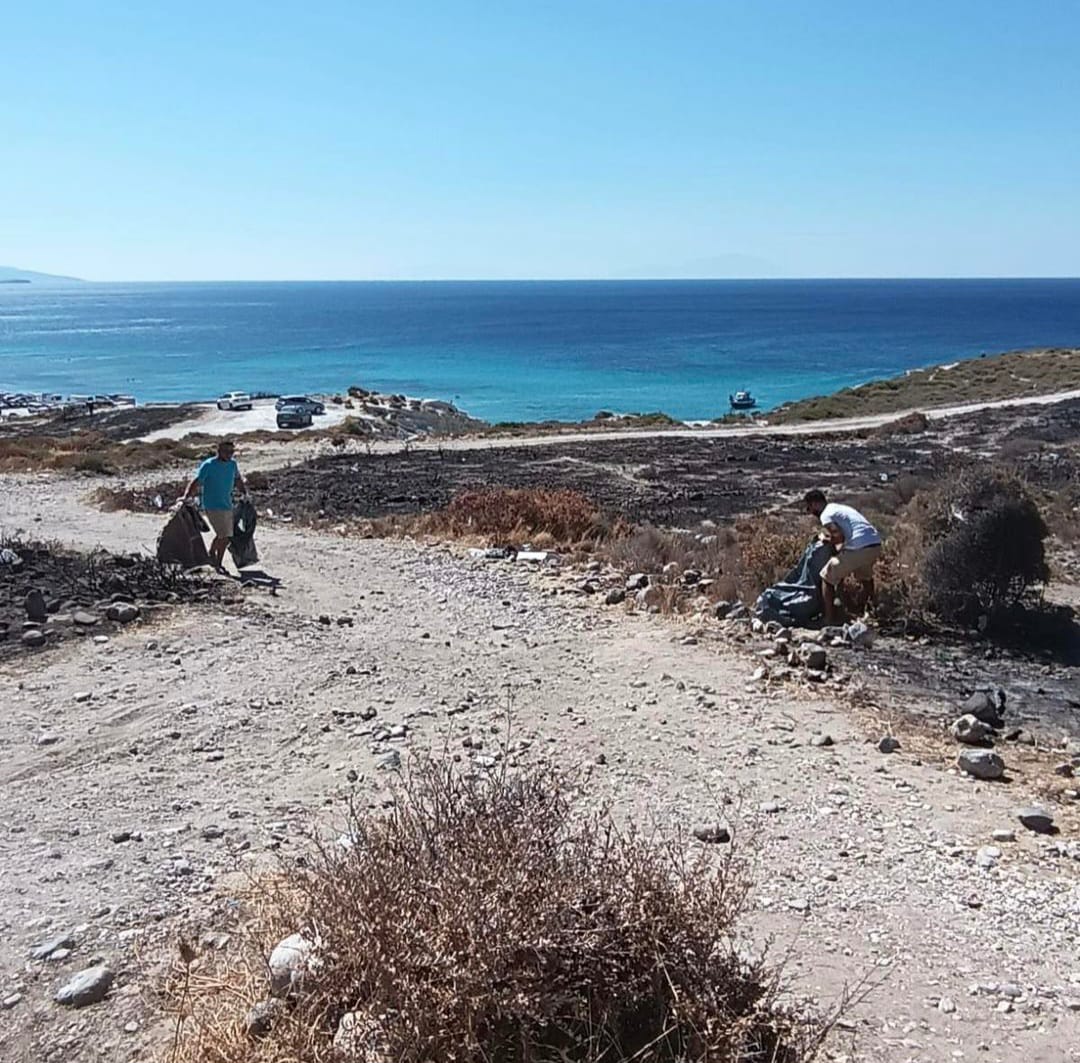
[1,279,1078,421]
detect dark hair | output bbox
[803,489,827,506]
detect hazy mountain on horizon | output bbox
[0,265,83,285]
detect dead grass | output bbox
[162,758,828,1063]
[0,433,210,475]
[770,348,1080,424]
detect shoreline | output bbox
[3,346,1080,442]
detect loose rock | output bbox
[245,998,285,1038]
[54,965,113,1007]
[950,714,995,746]
[957,749,1005,781]
[878,736,900,754]
[692,823,731,844]
[1016,806,1054,834]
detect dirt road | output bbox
[1,473,1078,1062]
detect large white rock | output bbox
[268,932,318,996]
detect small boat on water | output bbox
[729,389,757,410]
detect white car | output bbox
[217,391,253,411]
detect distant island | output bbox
[0,265,83,285]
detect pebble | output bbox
[938,996,956,1014]
[2,992,22,1009]
[1016,806,1054,834]
[992,829,1016,843]
[376,750,401,771]
[950,714,995,745]
[21,629,46,647]
[244,997,285,1038]
[957,749,1005,781]
[72,611,100,627]
[30,932,75,961]
[878,736,900,754]
[54,965,113,1007]
[759,800,783,814]
[810,734,834,747]
[106,602,140,624]
[692,823,731,844]
[975,846,1001,868]
[73,691,92,703]
[201,824,225,840]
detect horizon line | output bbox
[28,274,1080,285]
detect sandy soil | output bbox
[0,472,1078,1062]
[140,398,354,439]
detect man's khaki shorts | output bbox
[821,543,881,585]
[204,509,234,539]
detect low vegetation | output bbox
[164,759,826,1063]
[770,347,1080,423]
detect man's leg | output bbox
[209,535,229,569]
[821,577,840,624]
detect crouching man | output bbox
[184,439,247,572]
[803,489,882,624]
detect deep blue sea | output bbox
[1,279,1078,421]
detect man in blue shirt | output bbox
[184,439,247,571]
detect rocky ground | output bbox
[0,471,1078,1062]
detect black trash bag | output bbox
[229,499,259,569]
[157,502,212,569]
[753,537,835,627]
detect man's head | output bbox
[217,439,235,461]
[803,488,827,516]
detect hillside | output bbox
[769,346,1080,423]
[0,265,82,285]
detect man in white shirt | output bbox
[803,489,883,623]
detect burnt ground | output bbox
[0,540,224,657]
[0,403,199,442]
[254,431,947,526]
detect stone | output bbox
[21,629,46,648]
[975,845,1001,868]
[24,589,47,623]
[55,965,113,1007]
[950,714,995,745]
[604,588,626,606]
[31,932,75,961]
[2,993,22,1009]
[269,932,318,996]
[878,736,901,754]
[682,569,701,585]
[810,734,834,747]
[692,823,731,844]
[376,750,401,771]
[845,620,875,648]
[799,646,828,671]
[961,689,1006,728]
[662,561,680,578]
[245,998,285,1038]
[626,573,649,591]
[938,996,956,1014]
[957,749,1005,781]
[72,611,100,627]
[992,829,1015,843]
[635,585,662,610]
[110,830,132,844]
[759,800,783,814]
[201,824,226,840]
[106,602,140,624]
[1016,806,1054,834]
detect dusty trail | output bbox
[0,473,1078,1063]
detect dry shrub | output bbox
[603,523,731,576]
[164,760,824,1063]
[423,487,615,547]
[731,515,806,600]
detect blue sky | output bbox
[2,2,1078,280]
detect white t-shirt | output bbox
[820,503,881,550]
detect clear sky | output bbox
[3,1,1078,281]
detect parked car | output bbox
[274,394,325,415]
[276,403,313,429]
[217,391,253,411]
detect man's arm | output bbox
[183,476,200,501]
[234,467,247,498]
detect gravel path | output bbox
[1,473,1077,1062]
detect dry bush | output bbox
[164,759,825,1063]
[922,474,1049,627]
[419,487,618,547]
[603,523,731,576]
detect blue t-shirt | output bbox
[196,457,238,511]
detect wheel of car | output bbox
[217,402,226,410]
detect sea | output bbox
[1,279,1079,422]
